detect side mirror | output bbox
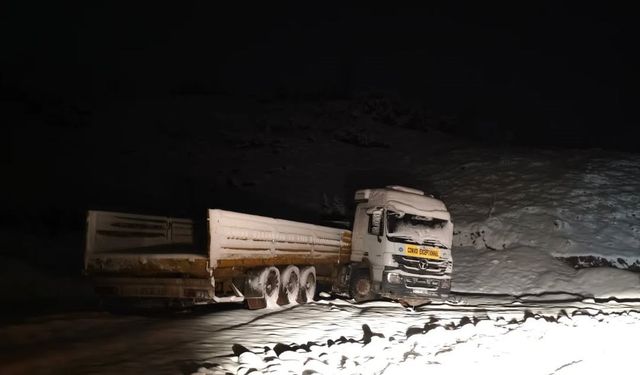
[368,208,384,236]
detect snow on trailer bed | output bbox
[85,209,351,273]
[208,209,351,268]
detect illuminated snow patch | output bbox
[193,308,640,375]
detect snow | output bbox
[193,301,640,375]
[4,97,640,374]
[430,149,640,265]
[178,120,640,374]
[451,246,640,298]
[3,298,640,374]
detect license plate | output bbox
[404,245,440,260]
[411,288,431,295]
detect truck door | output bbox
[362,207,385,283]
[351,206,367,256]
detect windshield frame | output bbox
[385,208,449,247]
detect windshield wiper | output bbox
[422,239,447,248]
[388,235,419,244]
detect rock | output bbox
[303,358,332,374]
[238,351,265,369]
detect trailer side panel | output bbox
[208,209,352,268]
[85,210,209,278]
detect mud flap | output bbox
[243,269,265,298]
[246,298,266,310]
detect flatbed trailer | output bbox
[85,209,351,308]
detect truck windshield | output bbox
[386,210,448,247]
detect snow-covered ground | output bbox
[200,299,640,375]
[2,298,640,374]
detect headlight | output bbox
[386,272,402,284]
[445,261,453,273]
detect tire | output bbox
[350,268,374,302]
[298,266,316,303]
[279,265,300,305]
[260,266,281,309]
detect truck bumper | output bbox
[379,268,451,300]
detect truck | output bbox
[84,186,453,309]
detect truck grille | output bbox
[392,255,447,276]
[405,277,440,289]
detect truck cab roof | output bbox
[355,186,450,221]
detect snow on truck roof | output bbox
[356,186,450,220]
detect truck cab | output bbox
[348,186,453,302]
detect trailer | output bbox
[85,209,351,309]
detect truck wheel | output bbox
[298,266,316,303]
[279,265,300,305]
[260,266,281,309]
[350,269,374,302]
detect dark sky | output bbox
[2,2,639,149]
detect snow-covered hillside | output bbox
[5,96,640,306]
[423,148,640,297]
[431,149,640,267]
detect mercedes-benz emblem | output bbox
[418,259,429,270]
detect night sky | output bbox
[3,2,639,148]
[2,2,640,273]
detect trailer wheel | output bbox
[260,266,281,309]
[298,266,316,303]
[279,265,300,305]
[350,269,374,302]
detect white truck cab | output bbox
[347,186,453,302]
